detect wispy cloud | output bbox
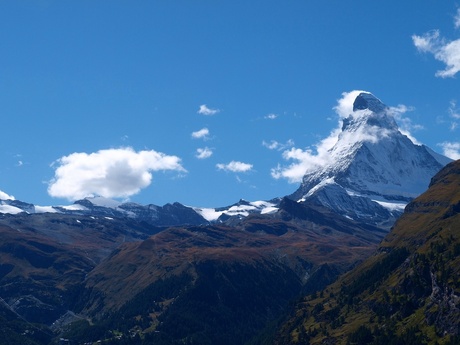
[438,141,460,159]
[198,104,220,116]
[14,154,25,167]
[412,26,460,78]
[450,100,460,119]
[435,100,460,131]
[448,100,460,130]
[196,147,213,159]
[388,104,422,144]
[271,91,359,183]
[262,139,295,151]
[216,161,253,173]
[191,127,210,140]
[264,113,278,120]
[48,147,186,201]
[455,8,460,29]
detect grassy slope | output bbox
[274,160,460,345]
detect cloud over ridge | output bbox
[271,91,419,183]
[0,190,15,200]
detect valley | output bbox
[0,92,458,345]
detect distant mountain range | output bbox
[0,195,280,228]
[0,93,450,231]
[0,195,386,345]
[0,91,455,345]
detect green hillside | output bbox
[274,160,460,345]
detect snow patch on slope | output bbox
[194,200,279,222]
[372,199,407,212]
[0,204,23,214]
[34,205,59,213]
[61,204,88,211]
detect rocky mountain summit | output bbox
[291,92,451,228]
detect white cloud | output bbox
[271,124,394,183]
[412,29,460,78]
[48,147,186,201]
[450,100,460,119]
[448,100,460,131]
[412,30,440,53]
[271,147,327,183]
[198,104,220,116]
[191,127,210,139]
[270,129,342,183]
[264,113,278,120]
[455,8,460,29]
[216,161,253,173]
[196,147,213,159]
[0,190,15,200]
[262,139,295,151]
[438,141,460,159]
[437,100,460,131]
[333,90,369,118]
[262,140,281,150]
[388,104,422,144]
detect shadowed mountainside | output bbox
[66,199,386,344]
[0,196,387,345]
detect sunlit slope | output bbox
[275,160,460,345]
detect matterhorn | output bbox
[290,91,451,228]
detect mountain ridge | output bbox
[290,92,450,228]
[69,198,385,344]
[274,159,460,345]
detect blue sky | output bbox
[1,1,460,207]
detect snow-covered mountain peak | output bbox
[194,199,279,222]
[341,92,398,137]
[352,92,386,113]
[291,92,452,228]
